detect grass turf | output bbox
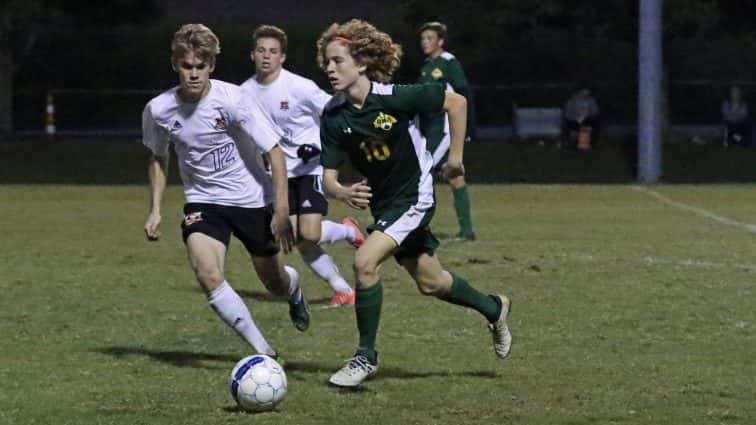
[1,184,755,424]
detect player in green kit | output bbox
[417,21,476,241]
[316,19,513,388]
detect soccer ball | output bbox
[229,354,288,411]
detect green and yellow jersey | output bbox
[320,82,445,217]
[417,51,470,149]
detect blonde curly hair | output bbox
[316,19,402,83]
[171,23,221,65]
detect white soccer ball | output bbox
[229,354,288,411]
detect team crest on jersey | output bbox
[184,212,203,226]
[431,68,443,79]
[214,114,228,130]
[280,101,289,110]
[373,112,397,131]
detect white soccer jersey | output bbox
[142,79,282,208]
[241,69,332,177]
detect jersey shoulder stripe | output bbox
[440,51,456,61]
[371,82,394,96]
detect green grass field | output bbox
[2,184,756,424]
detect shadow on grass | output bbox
[94,346,238,369]
[94,347,499,382]
[184,287,331,305]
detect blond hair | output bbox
[316,19,402,83]
[171,23,221,65]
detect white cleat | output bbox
[488,295,512,358]
[328,354,378,387]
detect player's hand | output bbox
[441,160,465,180]
[144,212,162,241]
[271,210,295,254]
[343,179,372,210]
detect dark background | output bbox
[3,0,756,183]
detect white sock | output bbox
[302,251,353,294]
[284,265,301,299]
[320,220,355,244]
[208,281,274,355]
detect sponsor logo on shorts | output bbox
[184,212,204,226]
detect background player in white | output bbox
[142,23,310,360]
[241,25,364,308]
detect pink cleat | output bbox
[327,290,356,308]
[342,217,365,248]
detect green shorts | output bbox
[367,203,440,262]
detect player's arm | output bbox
[145,154,168,240]
[323,168,371,210]
[441,91,467,179]
[232,95,295,253]
[266,145,293,253]
[142,103,170,241]
[447,60,473,141]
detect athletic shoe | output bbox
[326,290,355,308]
[488,294,512,358]
[456,231,477,241]
[288,287,310,332]
[328,353,379,387]
[342,217,365,248]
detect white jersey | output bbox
[142,79,282,208]
[241,69,331,177]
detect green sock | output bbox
[355,282,383,362]
[452,186,474,236]
[439,274,501,323]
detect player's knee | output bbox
[194,265,224,288]
[415,277,445,296]
[297,227,321,244]
[353,254,379,283]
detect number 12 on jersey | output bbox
[359,140,391,162]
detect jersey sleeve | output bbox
[141,103,170,157]
[319,118,345,169]
[391,83,446,116]
[228,94,283,153]
[446,59,470,99]
[301,80,332,118]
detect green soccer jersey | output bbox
[417,51,470,145]
[320,82,446,216]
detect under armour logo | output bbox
[342,127,352,134]
[377,220,388,226]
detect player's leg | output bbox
[328,231,396,387]
[231,205,310,332]
[398,248,512,359]
[320,218,365,247]
[297,212,356,307]
[182,204,275,356]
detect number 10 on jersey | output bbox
[359,140,391,162]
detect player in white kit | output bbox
[142,24,310,360]
[241,25,365,308]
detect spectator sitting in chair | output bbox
[721,85,751,148]
[563,88,600,151]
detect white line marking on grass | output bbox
[631,185,756,234]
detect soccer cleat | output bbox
[288,287,310,332]
[342,217,365,248]
[488,294,512,358]
[325,290,356,308]
[456,231,477,242]
[328,353,379,387]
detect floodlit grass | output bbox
[1,184,756,424]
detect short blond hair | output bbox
[316,19,402,83]
[171,23,221,65]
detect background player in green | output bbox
[417,21,477,241]
[316,19,513,388]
